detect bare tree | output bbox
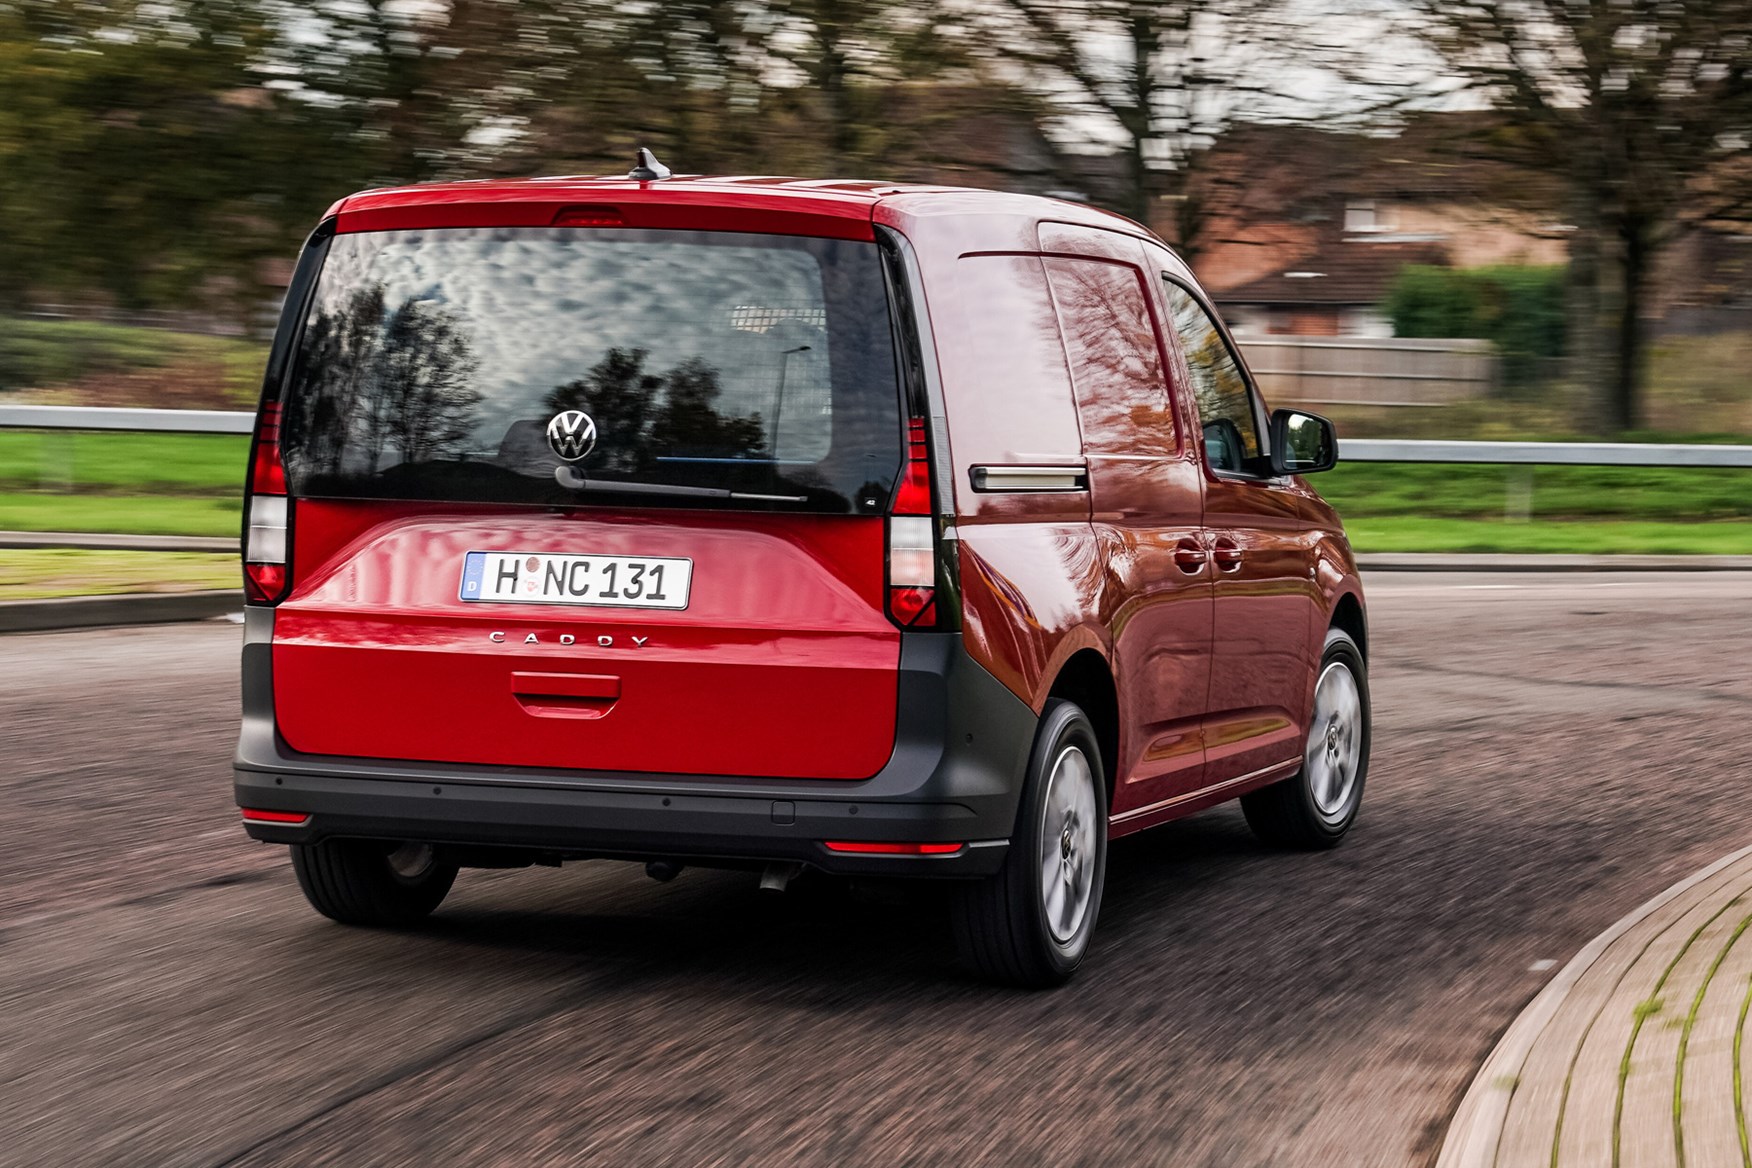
[1409,0,1752,433]
[991,0,1290,256]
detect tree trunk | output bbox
[1123,132,1151,224]
[813,13,853,170]
[1563,169,1626,435]
[1122,10,1154,225]
[1563,203,1600,401]
[1609,213,1655,434]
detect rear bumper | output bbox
[234,769,1013,876]
[233,611,1034,878]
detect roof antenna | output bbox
[628,147,672,181]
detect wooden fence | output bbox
[1234,335,1497,408]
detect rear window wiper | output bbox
[555,468,805,504]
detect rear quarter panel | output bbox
[877,201,1108,713]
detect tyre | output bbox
[953,699,1107,988]
[290,839,458,926]
[1242,627,1370,850]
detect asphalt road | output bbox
[5,572,1752,1168]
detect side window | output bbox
[1163,280,1263,475]
[938,255,1082,464]
[1041,257,1175,457]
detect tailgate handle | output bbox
[511,671,620,718]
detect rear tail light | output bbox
[886,418,937,628]
[249,401,286,494]
[243,402,292,605]
[822,840,963,855]
[239,808,310,826]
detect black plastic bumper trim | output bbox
[234,612,1034,878]
[234,769,1011,877]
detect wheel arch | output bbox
[1044,648,1119,810]
[1330,590,1367,661]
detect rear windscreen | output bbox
[279,227,903,513]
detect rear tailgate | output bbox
[273,503,897,778]
[264,223,907,780]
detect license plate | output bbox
[459,551,692,610]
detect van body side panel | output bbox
[1039,245,1213,812]
[1197,480,1328,781]
[1140,243,1329,786]
[914,242,1097,711]
[929,253,1086,521]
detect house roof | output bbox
[1189,114,1570,212]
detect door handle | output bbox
[511,671,620,719]
[1212,537,1243,572]
[1173,539,1209,574]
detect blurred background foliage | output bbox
[1385,265,1567,388]
[0,0,1021,321]
[0,0,1747,437]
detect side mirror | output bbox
[1268,408,1337,475]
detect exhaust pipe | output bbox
[759,862,803,893]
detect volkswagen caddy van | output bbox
[235,155,1370,987]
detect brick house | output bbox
[1167,118,1572,336]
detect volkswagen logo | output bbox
[546,410,597,462]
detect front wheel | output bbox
[291,839,458,926]
[953,699,1107,988]
[1242,627,1370,849]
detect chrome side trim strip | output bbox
[1109,758,1300,825]
[970,465,1089,493]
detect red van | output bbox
[235,156,1369,987]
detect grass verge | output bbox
[0,493,240,536]
[1320,462,1752,521]
[0,550,236,600]
[1345,518,1752,555]
[0,430,247,493]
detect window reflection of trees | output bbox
[279,230,898,513]
[542,347,770,474]
[1043,259,1175,454]
[285,283,484,477]
[1165,283,1260,461]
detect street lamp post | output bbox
[771,344,811,458]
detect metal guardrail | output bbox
[6,404,1752,467]
[0,404,254,434]
[1339,439,1752,467]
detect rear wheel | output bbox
[1242,628,1370,849]
[290,840,458,926]
[953,699,1107,988]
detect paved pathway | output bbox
[1441,846,1752,1168]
